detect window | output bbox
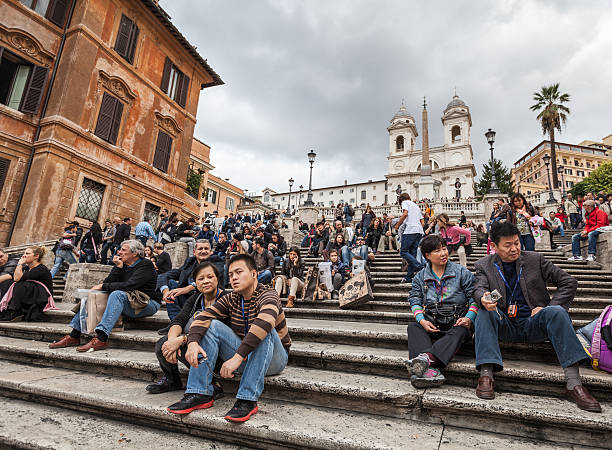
[143,202,160,227]
[19,0,68,27]
[396,135,404,151]
[339,189,343,194]
[577,170,585,177]
[206,188,217,204]
[451,125,461,142]
[574,160,579,166]
[94,92,123,145]
[114,15,139,64]
[586,161,591,168]
[264,192,270,203]
[349,198,355,204]
[360,190,366,200]
[329,201,334,206]
[319,192,323,197]
[152,130,172,172]
[562,158,567,164]
[75,178,105,221]
[0,157,9,197]
[0,48,49,114]
[372,195,376,201]
[329,191,333,195]
[281,196,285,201]
[161,57,190,108]
[567,181,574,188]
[373,186,376,190]
[565,168,573,175]
[350,188,354,193]
[226,197,234,211]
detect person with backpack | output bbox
[50,224,78,279]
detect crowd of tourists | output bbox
[0,189,610,422]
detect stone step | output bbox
[0,350,608,448]
[0,359,432,450]
[372,283,612,297]
[0,395,233,449]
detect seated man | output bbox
[0,250,19,297]
[547,211,565,237]
[474,221,600,413]
[267,233,287,264]
[349,235,371,262]
[176,218,198,256]
[197,223,215,243]
[168,254,290,422]
[49,240,161,352]
[250,237,275,284]
[157,239,224,321]
[213,232,230,258]
[152,242,172,274]
[328,249,349,299]
[310,222,329,257]
[568,200,609,262]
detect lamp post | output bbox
[287,177,294,215]
[557,165,565,198]
[298,184,303,209]
[542,154,556,204]
[485,128,500,194]
[304,150,316,206]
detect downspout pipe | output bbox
[6,0,78,245]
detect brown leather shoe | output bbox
[76,337,108,353]
[566,385,602,413]
[286,296,295,308]
[49,335,80,349]
[476,376,495,399]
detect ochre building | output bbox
[0,0,222,246]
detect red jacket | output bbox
[585,207,609,233]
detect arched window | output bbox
[264,192,270,203]
[396,135,404,151]
[451,125,461,143]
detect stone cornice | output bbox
[98,70,137,104]
[154,112,182,137]
[0,24,55,66]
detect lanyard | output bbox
[200,288,221,311]
[240,296,249,337]
[494,263,522,305]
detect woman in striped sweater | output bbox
[405,234,479,388]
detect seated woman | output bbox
[324,233,347,262]
[436,213,472,267]
[328,249,349,299]
[475,224,488,247]
[365,217,384,253]
[405,235,478,388]
[147,262,227,395]
[274,246,305,308]
[0,246,54,322]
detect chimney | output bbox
[344,179,347,185]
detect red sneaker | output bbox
[224,399,258,422]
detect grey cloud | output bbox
[161,0,612,193]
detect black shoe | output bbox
[224,399,258,422]
[0,310,23,322]
[157,324,171,336]
[212,380,225,400]
[146,376,182,394]
[167,393,214,415]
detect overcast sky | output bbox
[161,0,612,195]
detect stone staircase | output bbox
[0,233,611,448]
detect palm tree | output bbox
[530,83,570,188]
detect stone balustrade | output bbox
[62,263,113,303]
[561,230,612,269]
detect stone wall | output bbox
[564,232,612,269]
[62,264,112,303]
[164,242,190,268]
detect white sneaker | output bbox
[568,255,583,261]
[587,255,596,262]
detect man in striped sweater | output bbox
[167,254,291,422]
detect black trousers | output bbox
[407,322,470,368]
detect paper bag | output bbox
[85,291,109,334]
[339,271,373,310]
[301,267,319,302]
[351,259,366,275]
[318,262,333,291]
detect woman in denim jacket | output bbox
[405,234,479,388]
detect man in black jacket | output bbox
[214,232,230,258]
[49,240,161,352]
[111,218,131,260]
[157,239,224,320]
[473,221,600,413]
[153,242,172,274]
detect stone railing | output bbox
[1,240,57,267]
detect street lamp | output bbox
[542,154,556,204]
[287,177,294,215]
[557,165,565,198]
[298,184,303,208]
[304,150,316,206]
[485,128,500,194]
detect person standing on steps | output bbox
[405,235,477,388]
[394,193,425,284]
[167,254,290,422]
[473,221,601,413]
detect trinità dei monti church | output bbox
[257,94,477,209]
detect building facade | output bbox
[252,94,476,210]
[512,138,612,196]
[0,0,222,246]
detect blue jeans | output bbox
[475,305,588,371]
[577,318,598,344]
[50,248,77,278]
[341,245,351,266]
[400,233,424,282]
[570,213,581,229]
[185,320,288,401]
[165,279,191,320]
[136,236,148,246]
[257,270,272,284]
[301,235,310,247]
[519,234,535,251]
[572,230,600,256]
[100,241,113,265]
[69,290,160,336]
[79,249,96,263]
[552,225,565,237]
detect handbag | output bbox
[423,303,468,332]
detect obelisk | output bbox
[419,97,435,200]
